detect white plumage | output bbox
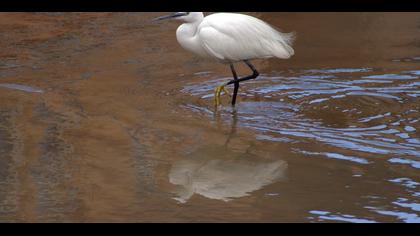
[175,12,295,63]
[154,12,295,106]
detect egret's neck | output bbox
[176,20,201,39]
[176,19,206,57]
[176,12,204,37]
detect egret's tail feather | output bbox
[264,22,296,59]
[281,31,296,47]
[276,31,296,59]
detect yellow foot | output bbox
[214,82,230,106]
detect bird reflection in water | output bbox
[169,109,288,203]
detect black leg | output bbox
[230,63,240,106]
[244,60,259,76]
[226,60,259,85]
[226,60,259,106]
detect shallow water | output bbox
[0,12,419,222]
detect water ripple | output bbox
[0,83,44,93]
[182,67,420,167]
[309,210,377,223]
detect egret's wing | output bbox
[198,27,240,61]
[198,13,295,62]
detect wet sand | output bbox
[0,12,419,222]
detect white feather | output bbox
[175,12,295,63]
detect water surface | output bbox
[0,12,419,222]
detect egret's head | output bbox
[153,12,204,23]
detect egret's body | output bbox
[154,12,295,106]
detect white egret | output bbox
[153,12,295,106]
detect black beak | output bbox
[152,12,188,22]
